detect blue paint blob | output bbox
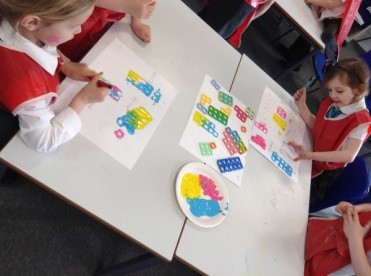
[187,198,221,217]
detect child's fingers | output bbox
[352,210,360,223]
[88,72,104,82]
[338,202,353,214]
[84,68,99,81]
[85,67,97,76]
[365,221,371,233]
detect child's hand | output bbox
[131,21,151,43]
[70,73,110,114]
[336,201,354,215]
[343,207,371,242]
[287,141,311,161]
[81,73,110,103]
[124,0,156,19]
[293,87,307,107]
[61,60,96,82]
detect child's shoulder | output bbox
[0,46,42,75]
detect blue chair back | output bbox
[359,51,371,70]
[359,51,371,113]
[312,51,326,84]
[309,156,370,213]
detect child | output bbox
[200,0,275,48]
[305,0,346,64]
[0,0,111,153]
[288,58,371,208]
[58,0,156,62]
[305,201,371,275]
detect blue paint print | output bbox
[126,70,163,105]
[216,157,243,173]
[271,151,293,177]
[210,79,221,90]
[187,198,221,217]
[116,113,136,135]
[150,89,162,105]
[136,82,154,96]
[196,102,208,114]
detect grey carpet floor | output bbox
[0,176,199,275]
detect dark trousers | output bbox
[321,18,342,62]
[181,0,206,13]
[0,108,18,151]
[201,0,254,39]
[309,167,344,208]
[0,109,20,184]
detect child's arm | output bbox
[95,0,156,19]
[356,204,371,213]
[336,202,371,215]
[343,208,371,276]
[14,72,109,153]
[59,52,97,81]
[288,137,362,162]
[69,73,110,115]
[305,0,344,9]
[293,87,316,130]
[130,15,151,43]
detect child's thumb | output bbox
[365,221,371,233]
[87,72,103,82]
[93,72,103,80]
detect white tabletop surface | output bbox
[0,0,241,261]
[175,55,312,275]
[275,0,325,49]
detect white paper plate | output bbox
[175,162,229,228]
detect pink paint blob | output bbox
[46,35,60,45]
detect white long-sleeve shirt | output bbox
[0,20,81,152]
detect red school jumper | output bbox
[58,7,125,62]
[0,47,61,112]
[311,97,371,177]
[305,211,371,276]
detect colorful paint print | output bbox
[249,87,306,181]
[176,163,230,228]
[53,38,177,169]
[179,75,254,187]
[180,173,227,217]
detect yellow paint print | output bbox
[180,173,201,199]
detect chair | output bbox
[308,1,365,91]
[359,50,371,70]
[305,51,326,94]
[309,50,370,95]
[312,51,326,83]
[309,156,371,213]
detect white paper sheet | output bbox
[180,75,254,186]
[249,87,306,181]
[52,38,177,169]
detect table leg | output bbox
[270,4,321,80]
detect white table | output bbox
[0,0,241,266]
[175,55,312,276]
[275,0,325,49]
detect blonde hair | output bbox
[0,0,95,25]
[324,58,370,102]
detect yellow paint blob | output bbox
[180,173,201,199]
